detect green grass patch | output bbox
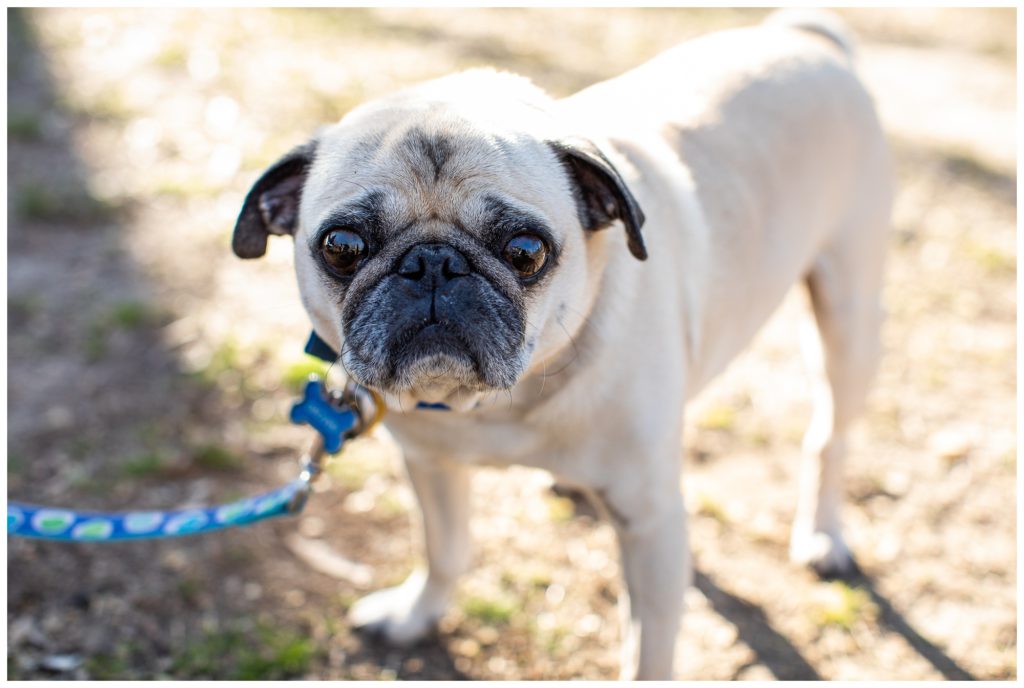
[461,593,517,625]
[696,492,730,524]
[814,581,877,631]
[171,623,317,679]
[119,452,171,479]
[109,301,155,329]
[192,444,243,472]
[8,294,42,320]
[152,42,188,69]
[85,300,163,361]
[66,469,107,494]
[336,591,359,613]
[1001,449,1016,473]
[546,494,576,523]
[17,183,119,225]
[85,326,109,361]
[68,438,96,459]
[697,403,736,431]
[8,111,42,141]
[59,89,135,122]
[177,578,203,605]
[151,175,222,199]
[85,642,136,680]
[965,240,1015,277]
[282,355,332,392]
[525,568,552,589]
[747,426,772,448]
[270,7,377,41]
[374,492,409,517]
[527,613,573,655]
[190,338,244,387]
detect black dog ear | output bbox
[232,139,319,259]
[549,137,647,260]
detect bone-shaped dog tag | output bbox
[289,378,358,454]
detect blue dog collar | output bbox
[304,331,450,412]
[305,330,340,363]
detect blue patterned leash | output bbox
[7,376,383,542]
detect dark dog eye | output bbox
[321,228,367,276]
[502,233,549,278]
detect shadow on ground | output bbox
[693,565,977,681]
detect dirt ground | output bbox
[6,8,1016,680]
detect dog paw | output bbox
[348,570,447,646]
[789,530,858,579]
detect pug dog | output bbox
[231,10,891,680]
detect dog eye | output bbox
[321,228,367,276]
[502,233,549,278]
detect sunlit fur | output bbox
[245,12,891,680]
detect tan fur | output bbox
[259,13,890,679]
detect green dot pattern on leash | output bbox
[32,510,76,535]
[71,519,115,541]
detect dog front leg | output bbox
[598,482,690,680]
[349,456,472,645]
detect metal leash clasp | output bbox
[286,377,384,515]
[287,435,327,514]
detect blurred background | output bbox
[6,7,1015,680]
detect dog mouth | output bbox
[399,322,475,359]
[341,320,491,402]
[391,323,481,383]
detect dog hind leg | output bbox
[790,234,885,578]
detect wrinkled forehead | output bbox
[300,117,568,241]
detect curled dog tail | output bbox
[764,8,857,63]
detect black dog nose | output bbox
[397,243,471,284]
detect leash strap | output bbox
[8,481,306,542]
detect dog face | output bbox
[232,70,646,409]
